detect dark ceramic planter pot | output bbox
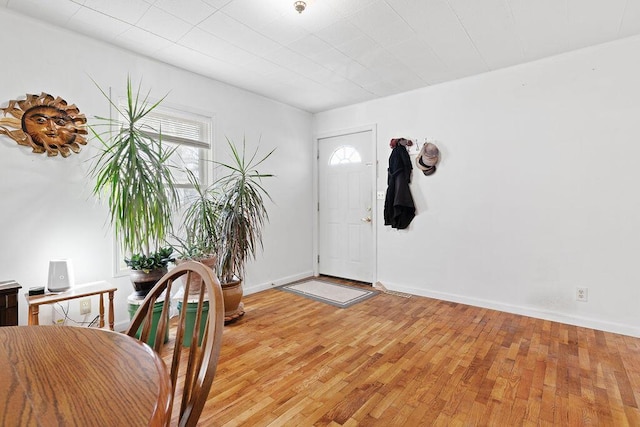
[129,267,168,298]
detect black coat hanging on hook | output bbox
[384,141,415,229]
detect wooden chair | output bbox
[126,261,225,427]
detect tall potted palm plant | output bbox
[213,137,274,321]
[170,168,220,344]
[89,77,178,297]
[172,168,219,295]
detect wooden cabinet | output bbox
[0,281,21,326]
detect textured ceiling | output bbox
[3,0,640,112]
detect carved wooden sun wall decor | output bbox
[0,93,87,157]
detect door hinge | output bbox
[317,255,320,264]
[317,201,320,212]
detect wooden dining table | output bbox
[0,325,171,426]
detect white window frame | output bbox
[328,145,362,165]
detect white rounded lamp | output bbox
[47,259,74,292]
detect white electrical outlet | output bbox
[80,298,91,314]
[576,287,588,302]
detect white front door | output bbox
[318,130,373,283]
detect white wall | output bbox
[0,9,314,328]
[314,35,640,337]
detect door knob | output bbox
[361,216,372,223]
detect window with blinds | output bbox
[133,106,213,200]
[141,111,210,149]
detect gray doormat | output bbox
[279,280,378,308]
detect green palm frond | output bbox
[88,77,178,258]
[176,168,220,258]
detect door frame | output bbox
[313,124,378,284]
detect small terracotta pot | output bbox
[175,256,216,296]
[221,278,243,318]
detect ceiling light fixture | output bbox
[294,1,306,13]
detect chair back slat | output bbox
[139,299,155,344]
[152,282,172,353]
[181,279,206,415]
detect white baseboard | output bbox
[379,281,640,338]
[244,271,314,295]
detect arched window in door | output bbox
[328,145,362,165]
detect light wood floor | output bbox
[196,280,640,426]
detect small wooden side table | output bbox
[25,281,117,330]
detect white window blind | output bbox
[141,110,210,149]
